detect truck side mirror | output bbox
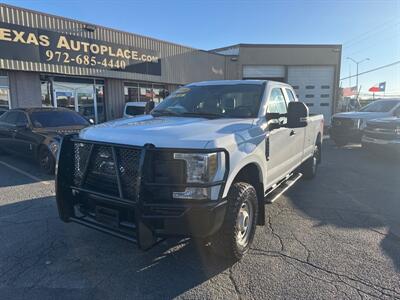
[287,102,309,128]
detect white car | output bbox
[123,102,148,117]
[56,80,324,261]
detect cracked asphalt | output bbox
[0,140,399,299]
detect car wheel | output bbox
[209,182,258,261]
[39,146,55,174]
[302,144,319,180]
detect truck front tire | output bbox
[209,182,258,261]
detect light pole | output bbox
[346,57,370,89]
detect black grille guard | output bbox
[55,134,229,250]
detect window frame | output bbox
[284,88,296,102]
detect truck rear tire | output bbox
[209,182,258,261]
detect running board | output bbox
[264,173,303,203]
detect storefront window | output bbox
[124,83,139,103]
[125,82,167,104]
[139,83,153,102]
[153,85,165,104]
[40,76,106,124]
[0,76,10,109]
[41,80,52,107]
[95,84,106,123]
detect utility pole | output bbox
[346,57,370,89]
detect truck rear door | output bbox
[266,87,299,183]
[283,88,306,169]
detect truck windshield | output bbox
[152,83,265,118]
[359,100,399,112]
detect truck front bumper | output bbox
[330,127,362,143]
[56,135,229,249]
[362,136,400,154]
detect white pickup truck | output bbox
[56,80,324,261]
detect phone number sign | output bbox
[0,22,161,76]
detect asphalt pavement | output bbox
[0,141,399,299]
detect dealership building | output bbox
[0,4,341,124]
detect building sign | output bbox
[0,22,161,76]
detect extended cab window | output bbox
[268,88,288,124]
[285,89,296,102]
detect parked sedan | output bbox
[0,108,91,174]
[330,99,400,146]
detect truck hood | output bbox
[79,115,255,149]
[333,111,390,120]
[367,117,400,129]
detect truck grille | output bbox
[73,142,142,201]
[332,118,355,128]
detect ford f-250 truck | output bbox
[56,80,324,261]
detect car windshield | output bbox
[152,83,265,118]
[359,100,399,112]
[30,110,89,128]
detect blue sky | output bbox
[4,0,400,94]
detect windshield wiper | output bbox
[180,112,227,119]
[151,109,181,117]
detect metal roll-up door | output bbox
[243,65,285,80]
[288,66,334,125]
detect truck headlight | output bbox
[173,152,225,183]
[172,152,226,200]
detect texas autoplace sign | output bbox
[0,22,161,76]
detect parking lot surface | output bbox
[0,141,399,299]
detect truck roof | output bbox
[187,79,292,88]
[188,80,266,86]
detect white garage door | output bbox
[288,66,335,125]
[243,65,285,79]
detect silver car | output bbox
[330,99,400,146]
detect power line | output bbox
[342,18,398,48]
[340,60,400,80]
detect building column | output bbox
[105,79,125,120]
[8,71,41,108]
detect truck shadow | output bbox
[286,140,400,273]
[0,196,233,298]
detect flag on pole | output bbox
[368,82,386,92]
[342,86,358,97]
